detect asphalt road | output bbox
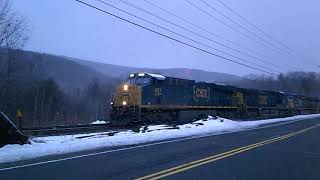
[1,117,320,180]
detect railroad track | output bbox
[22,124,127,137]
[20,118,201,137]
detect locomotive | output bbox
[110,72,320,125]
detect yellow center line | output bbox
[136,124,319,180]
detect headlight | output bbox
[110,102,113,105]
[122,101,127,106]
[123,84,128,91]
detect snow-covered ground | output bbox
[90,120,108,125]
[1,114,320,163]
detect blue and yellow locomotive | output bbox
[110,72,320,125]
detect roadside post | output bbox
[16,109,23,130]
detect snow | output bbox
[1,114,320,163]
[213,82,226,86]
[91,120,108,125]
[145,72,166,80]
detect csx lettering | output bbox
[196,88,208,98]
[259,96,268,105]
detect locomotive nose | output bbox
[111,84,141,107]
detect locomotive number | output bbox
[154,88,162,96]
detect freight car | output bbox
[110,72,320,125]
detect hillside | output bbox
[0,49,119,126]
[67,58,242,83]
[0,50,114,90]
[1,49,241,90]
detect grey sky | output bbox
[12,0,320,76]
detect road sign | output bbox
[16,109,23,119]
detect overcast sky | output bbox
[12,0,320,76]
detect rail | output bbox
[21,124,126,137]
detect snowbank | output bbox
[91,120,108,125]
[1,114,320,163]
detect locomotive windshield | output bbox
[127,77,151,86]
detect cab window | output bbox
[136,77,151,85]
[128,78,136,84]
[127,77,151,85]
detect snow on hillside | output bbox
[1,114,320,163]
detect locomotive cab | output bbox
[110,72,165,125]
[127,73,152,86]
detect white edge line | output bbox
[0,117,317,171]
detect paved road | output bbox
[1,117,320,180]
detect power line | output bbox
[115,0,281,73]
[183,0,289,56]
[199,0,291,55]
[215,0,317,70]
[185,0,301,71]
[215,0,292,52]
[74,0,278,76]
[141,0,283,70]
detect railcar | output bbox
[110,72,320,125]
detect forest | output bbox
[233,72,320,98]
[0,49,119,127]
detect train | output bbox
[110,72,320,125]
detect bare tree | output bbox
[0,0,29,111]
[0,0,29,49]
[0,0,29,81]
